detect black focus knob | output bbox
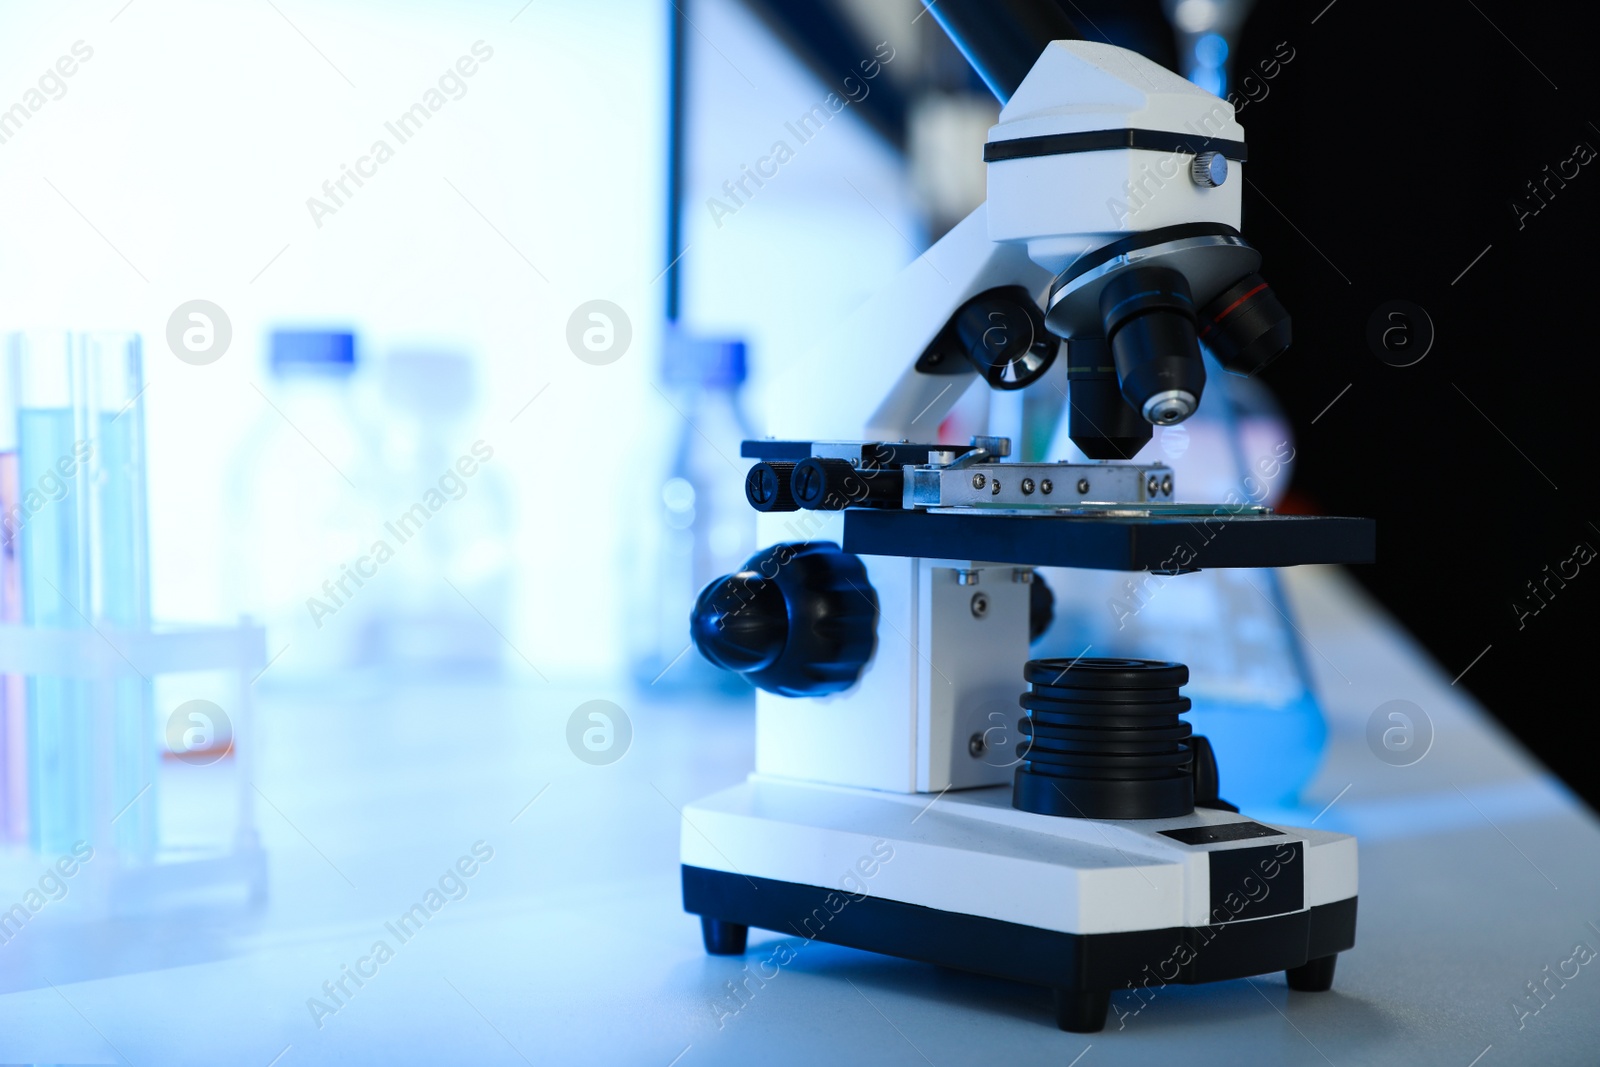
[1028,570,1055,643]
[690,542,878,697]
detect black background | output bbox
[765,0,1599,809]
[1174,0,1597,810]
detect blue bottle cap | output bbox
[662,331,746,388]
[270,330,356,375]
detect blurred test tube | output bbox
[0,364,22,841]
[10,333,94,854]
[5,332,155,859]
[86,332,155,859]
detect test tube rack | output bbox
[0,618,268,914]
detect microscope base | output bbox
[680,777,1357,1032]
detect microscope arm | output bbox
[768,201,1054,442]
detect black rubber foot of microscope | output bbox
[701,917,749,956]
[1054,989,1110,1032]
[1285,953,1338,992]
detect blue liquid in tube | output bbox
[17,407,92,855]
[98,408,154,859]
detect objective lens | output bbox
[1198,272,1292,376]
[1065,338,1152,460]
[1098,265,1206,426]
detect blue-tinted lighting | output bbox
[1196,33,1229,67]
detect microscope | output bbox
[681,3,1371,1033]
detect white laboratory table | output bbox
[0,566,1595,1066]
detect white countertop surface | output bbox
[0,566,1595,1066]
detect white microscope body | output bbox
[681,41,1361,1033]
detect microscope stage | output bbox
[842,508,1376,571]
[681,777,1356,1031]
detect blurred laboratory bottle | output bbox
[84,332,156,860]
[228,331,377,675]
[359,349,513,671]
[631,333,755,692]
